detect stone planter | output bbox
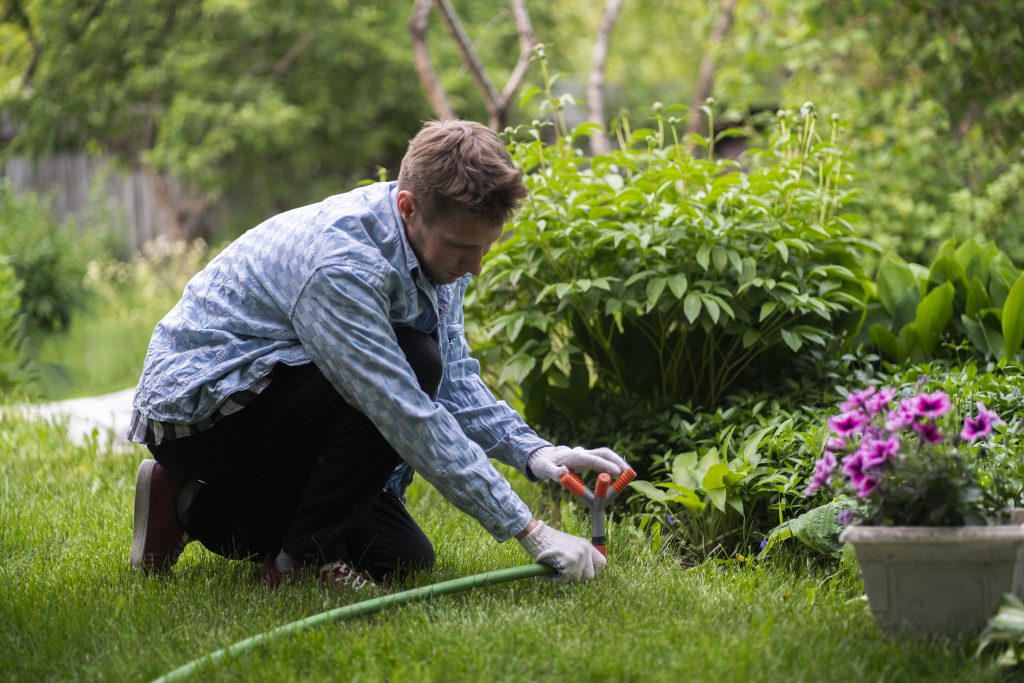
[839,524,1024,637]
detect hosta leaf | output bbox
[1003,272,1024,359]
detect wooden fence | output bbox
[3,153,205,251]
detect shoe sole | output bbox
[129,459,155,573]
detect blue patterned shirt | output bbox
[129,182,547,541]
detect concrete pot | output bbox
[839,524,1024,637]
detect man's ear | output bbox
[397,190,414,218]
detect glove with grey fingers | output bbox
[516,520,606,582]
[527,445,630,482]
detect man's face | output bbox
[398,190,503,285]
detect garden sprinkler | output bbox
[559,468,637,556]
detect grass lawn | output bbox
[0,413,1013,683]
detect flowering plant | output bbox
[805,385,1007,526]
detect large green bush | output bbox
[0,185,91,333]
[469,103,874,436]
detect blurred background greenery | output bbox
[0,0,1021,402]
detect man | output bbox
[128,119,630,589]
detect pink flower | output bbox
[804,452,837,496]
[825,437,846,452]
[912,391,952,419]
[961,402,1005,441]
[828,410,869,437]
[855,475,880,497]
[864,387,896,416]
[912,420,944,444]
[885,398,917,431]
[841,386,877,413]
[858,434,901,470]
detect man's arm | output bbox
[291,263,532,542]
[434,279,550,477]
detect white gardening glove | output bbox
[516,520,606,582]
[527,445,629,482]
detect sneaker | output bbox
[318,560,374,591]
[261,551,377,592]
[129,459,190,575]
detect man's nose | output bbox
[461,247,487,276]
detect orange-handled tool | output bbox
[558,468,637,556]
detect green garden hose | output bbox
[151,562,556,683]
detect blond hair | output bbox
[398,120,527,225]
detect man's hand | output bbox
[527,445,629,482]
[516,520,606,582]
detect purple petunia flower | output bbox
[961,402,1005,441]
[841,386,877,413]
[825,437,847,453]
[838,509,855,526]
[828,410,870,437]
[804,452,838,495]
[855,475,880,497]
[912,420,944,444]
[885,398,917,431]
[858,434,901,470]
[913,391,952,419]
[864,387,896,416]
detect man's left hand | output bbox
[527,445,630,482]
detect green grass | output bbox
[0,413,1015,683]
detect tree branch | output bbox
[496,0,538,114]
[272,31,314,79]
[409,0,455,120]
[431,0,501,127]
[686,0,737,143]
[587,0,623,155]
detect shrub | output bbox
[0,257,28,395]
[469,102,874,438]
[861,238,1024,362]
[0,184,92,332]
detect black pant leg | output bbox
[149,327,443,565]
[345,490,435,580]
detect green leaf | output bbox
[1002,272,1024,359]
[702,463,731,489]
[668,274,688,299]
[705,486,727,512]
[712,246,728,272]
[671,451,699,489]
[629,480,672,502]
[739,426,773,466]
[780,328,802,352]
[726,495,744,516]
[774,240,789,263]
[683,293,702,323]
[702,295,721,324]
[646,277,667,312]
[742,329,761,348]
[876,252,920,327]
[696,244,711,271]
[911,281,954,355]
[759,301,778,322]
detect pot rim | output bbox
[839,524,1024,544]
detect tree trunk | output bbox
[409,0,536,130]
[587,0,623,155]
[409,0,454,121]
[686,0,738,148]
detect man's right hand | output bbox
[516,519,606,582]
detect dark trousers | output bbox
[150,327,442,579]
